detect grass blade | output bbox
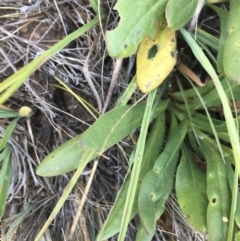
[180,28,240,241]
[0,145,12,220]
[117,89,157,241]
[97,111,166,240]
[0,17,100,104]
[0,117,19,151]
[34,150,95,241]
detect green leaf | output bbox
[223,0,240,83]
[138,118,188,234]
[208,5,228,73]
[135,222,154,241]
[36,100,169,176]
[223,28,240,83]
[0,109,19,118]
[97,176,136,241]
[236,232,240,241]
[116,76,138,107]
[176,144,208,233]
[200,140,231,241]
[118,90,158,241]
[170,78,215,100]
[225,157,240,240]
[180,28,240,186]
[196,28,219,50]
[0,118,19,151]
[173,76,240,111]
[106,0,168,58]
[97,112,166,240]
[0,145,12,220]
[6,205,33,240]
[166,0,198,30]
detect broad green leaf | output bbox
[176,144,207,233]
[138,118,188,234]
[106,0,168,58]
[223,0,240,83]
[136,222,154,241]
[0,145,12,220]
[36,100,169,176]
[208,5,228,73]
[227,0,240,30]
[166,0,198,30]
[97,112,166,240]
[198,130,233,159]
[223,27,240,83]
[200,140,231,241]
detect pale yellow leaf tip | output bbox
[19,106,32,117]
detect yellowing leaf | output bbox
[136,24,177,93]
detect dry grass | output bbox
[0,1,208,240]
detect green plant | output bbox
[14,0,239,240]
[0,108,30,220]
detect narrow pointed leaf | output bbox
[174,77,240,111]
[0,109,19,118]
[0,145,12,220]
[0,118,19,151]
